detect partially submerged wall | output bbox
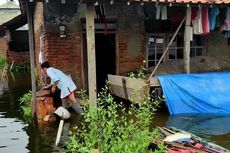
[7,50,29,66]
[42,3,146,88]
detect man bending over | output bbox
[41,61,82,114]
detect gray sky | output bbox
[0,0,19,5]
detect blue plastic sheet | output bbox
[158,72,230,115]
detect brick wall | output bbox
[7,50,30,66]
[118,33,145,74]
[44,32,82,87]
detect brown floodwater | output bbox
[0,73,229,153]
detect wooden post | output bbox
[183,7,192,74]
[26,2,37,125]
[86,4,97,107]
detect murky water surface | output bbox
[0,73,229,153]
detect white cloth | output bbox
[47,67,77,98]
[155,5,161,20]
[39,51,46,64]
[192,7,203,35]
[161,6,167,20]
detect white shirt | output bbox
[47,67,77,98]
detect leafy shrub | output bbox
[64,86,166,153]
[19,91,32,123]
[11,64,30,72]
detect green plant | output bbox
[11,64,30,72]
[19,91,32,123]
[0,56,6,70]
[64,85,166,153]
[128,66,148,79]
[77,89,89,106]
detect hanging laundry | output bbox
[192,7,203,35]
[191,7,198,21]
[155,5,161,20]
[202,7,210,34]
[209,7,220,31]
[224,31,230,39]
[222,7,230,31]
[161,6,167,20]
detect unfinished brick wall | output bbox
[44,32,82,87]
[7,50,30,66]
[118,33,145,74]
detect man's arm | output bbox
[51,80,59,93]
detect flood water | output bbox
[0,73,230,153]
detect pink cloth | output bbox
[202,7,210,35]
[168,148,196,153]
[192,7,203,35]
[194,143,203,149]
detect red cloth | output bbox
[191,7,198,21]
[168,148,196,153]
[202,7,210,35]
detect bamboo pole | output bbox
[147,17,186,82]
[26,2,38,126]
[85,4,97,107]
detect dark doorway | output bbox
[95,33,116,91]
[82,33,116,93]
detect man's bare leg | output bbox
[68,92,82,114]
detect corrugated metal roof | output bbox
[135,0,230,4]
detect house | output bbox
[0,0,29,66]
[20,0,230,106]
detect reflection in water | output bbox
[0,115,29,153]
[0,72,82,153]
[166,114,230,149]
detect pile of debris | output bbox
[155,127,230,153]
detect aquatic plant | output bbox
[19,90,32,123]
[10,64,30,72]
[64,85,166,153]
[0,56,7,70]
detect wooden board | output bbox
[108,74,150,103]
[149,78,161,87]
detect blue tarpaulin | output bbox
[158,72,230,115]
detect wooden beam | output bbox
[26,2,37,125]
[86,4,97,107]
[183,7,192,74]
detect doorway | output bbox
[82,33,116,93]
